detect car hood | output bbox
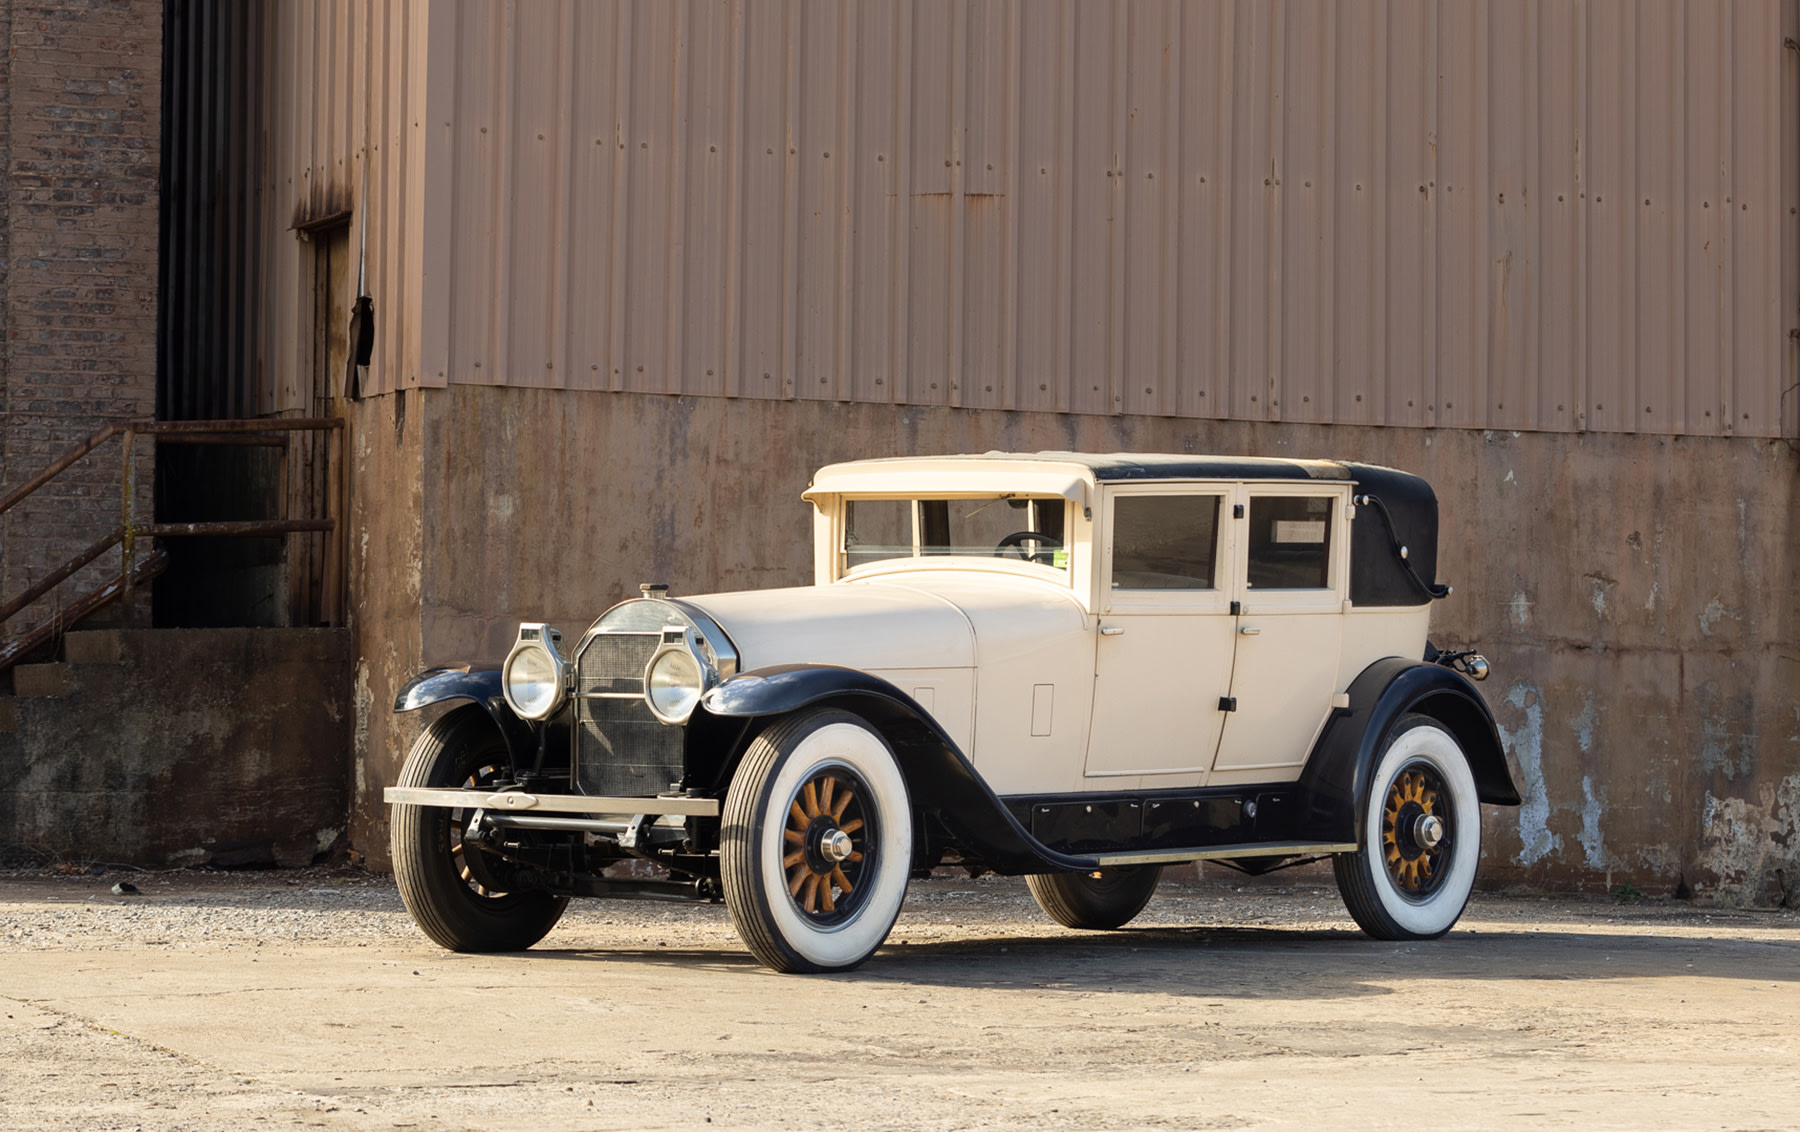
[683,582,975,672]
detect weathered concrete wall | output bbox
[345,385,1799,906]
[0,0,162,631]
[0,628,351,867]
[341,389,428,869]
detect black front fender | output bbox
[393,667,537,770]
[701,664,1097,875]
[1296,658,1520,845]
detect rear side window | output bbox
[1110,495,1221,589]
[1246,496,1333,589]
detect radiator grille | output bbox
[573,631,685,797]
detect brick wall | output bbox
[0,0,161,640]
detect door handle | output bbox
[1238,626,1262,636]
[1099,625,1126,637]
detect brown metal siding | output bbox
[268,0,1799,437]
[258,0,429,410]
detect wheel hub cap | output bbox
[1413,813,1445,850]
[821,828,855,863]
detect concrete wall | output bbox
[343,384,1800,906]
[0,628,352,867]
[0,0,162,633]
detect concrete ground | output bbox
[2,865,1796,1132]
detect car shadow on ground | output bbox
[521,921,1799,995]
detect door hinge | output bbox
[1218,696,1238,712]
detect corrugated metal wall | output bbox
[269,0,1800,438]
[260,0,430,414]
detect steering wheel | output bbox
[994,531,1063,565]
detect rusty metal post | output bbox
[119,428,137,626]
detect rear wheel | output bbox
[391,705,568,952]
[1333,714,1480,940]
[1027,866,1163,930]
[720,709,913,973]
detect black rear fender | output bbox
[1296,658,1520,844]
[698,664,1095,875]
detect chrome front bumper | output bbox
[383,787,720,818]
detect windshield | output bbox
[842,496,1069,574]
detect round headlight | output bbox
[504,643,562,719]
[646,645,704,723]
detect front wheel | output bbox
[1027,866,1163,930]
[391,705,569,952]
[720,709,913,973]
[1333,714,1481,940]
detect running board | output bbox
[383,787,720,818]
[1088,840,1356,867]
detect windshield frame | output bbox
[835,492,1075,585]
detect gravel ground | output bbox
[4,865,1798,1132]
[3,862,1784,951]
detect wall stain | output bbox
[1498,681,1559,866]
[1698,774,1800,907]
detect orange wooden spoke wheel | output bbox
[781,767,872,922]
[1380,761,1452,897]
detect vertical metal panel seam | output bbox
[492,2,517,385]
[1002,0,1021,410]
[1321,0,1339,424]
[1423,0,1439,430]
[834,1,857,403]
[1784,0,1800,440]
[1161,0,1181,418]
[781,0,800,400]
[1574,0,1588,431]
[607,1,633,393]
[891,2,913,407]
[723,0,745,398]
[444,0,464,383]
[1674,0,1688,434]
[666,0,691,396]
[551,0,575,389]
[1375,0,1392,425]
[1630,3,1641,434]
[1267,0,1286,424]
[1107,0,1127,415]
[949,0,968,408]
[1212,0,1235,420]
[1720,5,1736,429]
[1057,0,1074,413]
[1758,2,1785,434]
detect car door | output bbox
[1209,485,1349,778]
[1084,487,1238,782]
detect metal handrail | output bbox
[0,417,347,670]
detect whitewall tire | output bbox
[1333,713,1480,940]
[721,709,913,973]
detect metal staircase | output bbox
[0,418,345,673]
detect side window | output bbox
[1111,495,1221,589]
[843,500,912,570]
[1245,496,1333,589]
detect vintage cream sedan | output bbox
[386,453,1518,972]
